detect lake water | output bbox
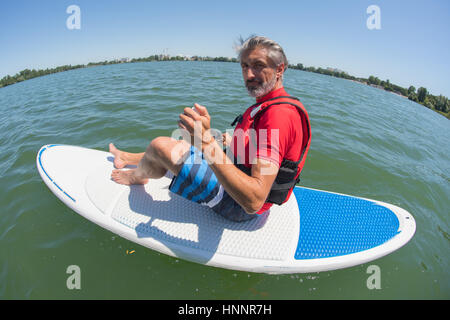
[0,61,448,299]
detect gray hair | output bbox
[235,35,289,71]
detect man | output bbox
[110,36,311,222]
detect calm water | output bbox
[0,61,448,299]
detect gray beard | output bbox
[246,75,278,98]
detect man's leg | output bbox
[109,143,145,168]
[110,137,190,185]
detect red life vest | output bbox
[231,96,311,205]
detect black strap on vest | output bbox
[231,114,243,126]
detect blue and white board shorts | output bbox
[169,146,256,222]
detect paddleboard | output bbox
[36,144,415,274]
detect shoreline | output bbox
[347,79,408,98]
[1,57,448,120]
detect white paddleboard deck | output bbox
[37,144,415,274]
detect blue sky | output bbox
[1,0,449,96]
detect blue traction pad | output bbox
[293,188,400,260]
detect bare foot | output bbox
[109,143,127,169]
[111,169,149,185]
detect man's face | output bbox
[240,47,279,98]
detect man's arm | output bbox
[179,104,278,214]
[203,140,278,214]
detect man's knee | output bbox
[147,137,189,169]
[147,136,166,154]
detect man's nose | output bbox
[245,67,256,79]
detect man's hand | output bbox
[222,132,232,148]
[178,103,214,147]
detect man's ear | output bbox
[276,63,285,78]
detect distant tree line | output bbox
[0,65,85,87]
[0,55,238,89]
[290,63,449,119]
[1,55,448,119]
[129,55,238,63]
